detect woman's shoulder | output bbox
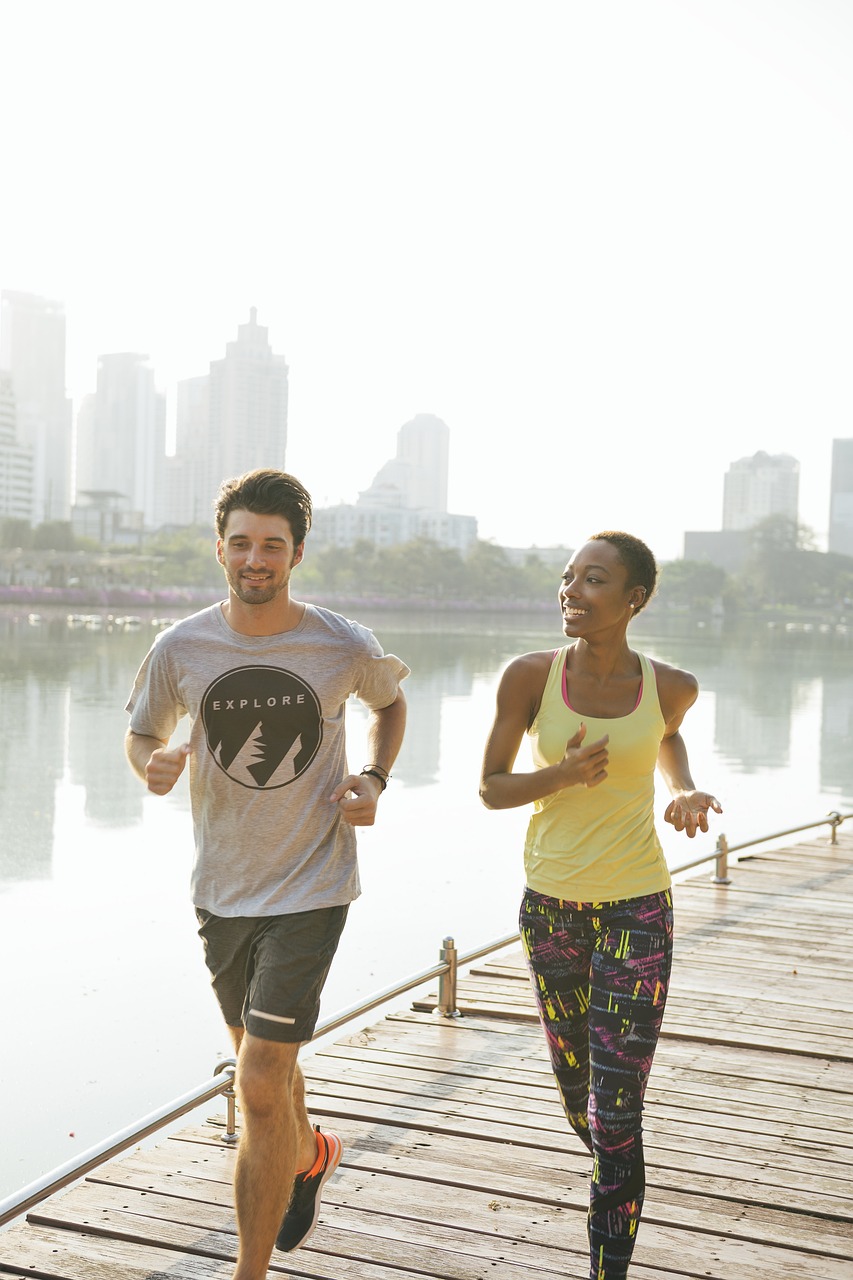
[647,655,699,717]
[495,648,560,729]
[498,647,559,700]
[503,647,560,681]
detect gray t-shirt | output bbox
[126,602,409,917]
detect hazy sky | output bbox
[2,0,851,559]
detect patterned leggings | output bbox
[519,887,674,1280]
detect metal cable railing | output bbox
[1,807,849,1230]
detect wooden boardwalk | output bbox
[2,834,853,1279]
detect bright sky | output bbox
[2,0,851,559]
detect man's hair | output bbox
[588,530,658,613]
[214,469,313,544]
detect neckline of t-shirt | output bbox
[214,600,313,642]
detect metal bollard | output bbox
[712,833,731,885]
[215,1058,238,1144]
[437,936,462,1018]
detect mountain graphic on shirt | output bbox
[201,666,323,789]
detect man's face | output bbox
[217,509,304,606]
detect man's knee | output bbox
[236,1034,301,1118]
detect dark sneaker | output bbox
[275,1125,343,1252]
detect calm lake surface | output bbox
[2,602,852,1198]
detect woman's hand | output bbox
[664,790,722,838]
[558,724,610,789]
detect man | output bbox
[125,469,408,1280]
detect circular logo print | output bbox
[201,666,323,789]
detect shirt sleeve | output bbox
[349,624,410,710]
[125,634,187,741]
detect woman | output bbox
[480,531,721,1280]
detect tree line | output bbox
[2,513,852,613]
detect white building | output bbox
[0,372,34,521]
[0,290,73,522]
[722,451,799,532]
[359,413,449,512]
[829,439,853,558]
[206,309,288,501]
[74,353,166,531]
[162,374,211,527]
[313,412,477,552]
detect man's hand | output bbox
[145,742,191,795]
[664,790,722,838]
[330,771,384,826]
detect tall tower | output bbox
[0,372,34,521]
[74,354,166,528]
[207,309,289,498]
[722,452,799,531]
[0,290,73,522]
[359,413,450,511]
[829,439,853,557]
[162,374,210,527]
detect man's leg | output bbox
[231,1033,317,1280]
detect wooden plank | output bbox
[1,836,852,1280]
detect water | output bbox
[1,603,851,1199]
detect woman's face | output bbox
[558,539,644,638]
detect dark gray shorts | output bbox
[195,904,349,1043]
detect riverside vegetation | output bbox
[1,513,853,618]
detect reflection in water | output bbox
[640,625,853,797]
[0,613,156,881]
[1,604,853,1197]
[3,608,853,887]
[821,669,853,799]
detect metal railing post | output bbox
[828,811,842,845]
[713,833,731,884]
[437,935,461,1017]
[215,1057,238,1144]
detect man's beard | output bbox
[225,566,288,605]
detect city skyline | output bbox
[2,2,852,559]
[1,293,852,563]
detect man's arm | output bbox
[330,689,407,826]
[125,728,191,795]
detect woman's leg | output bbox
[586,891,674,1280]
[519,889,596,1152]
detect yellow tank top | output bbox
[523,646,671,903]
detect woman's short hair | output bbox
[588,530,658,613]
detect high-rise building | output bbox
[722,451,799,532]
[162,374,210,527]
[828,438,853,557]
[74,353,166,531]
[359,413,449,512]
[313,412,477,552]
[0,290,73,522]
[207,309,289,501]
[0,372,34,521]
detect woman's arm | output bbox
[479,653,610,810]
[654,662,722,838]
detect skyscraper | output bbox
[0,372,34,521]
[162,374,210,527]
[313,412,476,552]
[829,439,853,557]
[722,451,799,531]
[206,309,289,502]
[0,290,73,522]
[359,413,449,512]
[74,353,166,529]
